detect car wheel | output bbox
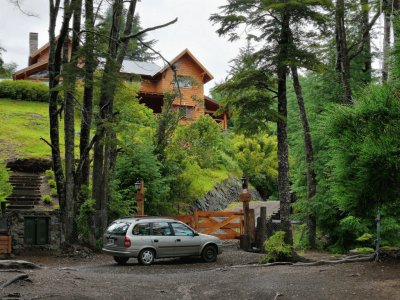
[202,245,217,263]
[138,248,155,265]
[113,256,129,265]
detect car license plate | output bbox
[108,238,114,244]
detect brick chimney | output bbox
[29,32,38,56]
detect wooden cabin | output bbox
[14,34,227,129]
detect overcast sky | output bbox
[0,0,245,95]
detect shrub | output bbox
[47,179,56,188]
[0,162,12,203]
[77,197,95,242]
[42,194,52,205]
[44,169,54,179]
[353,247,375,254]
[260,231,292,263]
[0,80,49,102]
[50,188,58,197]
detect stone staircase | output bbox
[6,172,42,209]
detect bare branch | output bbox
[348,9,382,61]
[9,0,38,17]
[39,136,56,151]
[120,18,178,41]
[75,134,98,176]
[93,0,104,23]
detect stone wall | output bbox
[193,177,263,211]
[6,210,61,254]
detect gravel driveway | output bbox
[1,242,399,300]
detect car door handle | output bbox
[176,239,181,242]
[153,239,158,243]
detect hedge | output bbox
[0,80,49,102]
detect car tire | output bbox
[113,256,129,265]
[138,248,155,265]
[201,245,217,263]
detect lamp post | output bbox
[134,179,145,216]
[240,175,251,251]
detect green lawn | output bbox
[0,98,76,160]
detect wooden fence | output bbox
[167,210,243,240]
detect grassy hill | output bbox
[0,98,65,160]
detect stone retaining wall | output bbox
[193,177,263,211]
[6,210,61,254]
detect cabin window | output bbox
[24,217,49,245]
[173,76,193,88]
[176,106,195,120]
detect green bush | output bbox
[260,231,292,263]
[44,169,54,179]
[77,197,95,242]
[47,179,56,188]
[50,188,58,197]
[353,247,375,254]
[42,194,52,205]
[0,80,49,102]
[0,162,12,203]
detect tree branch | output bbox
[75,134,98,176]
[39,136,56,151]
[348,9,383,61]
[0,274,29,289]
[9,0,38,17]
[120,17,178,41]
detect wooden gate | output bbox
[167,210,243,240]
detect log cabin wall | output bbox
[13,41,228,129]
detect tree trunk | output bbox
[77,0,95,210]
[335,0,352,103]
[360,0,372,82]
[382,9,391,82]
[63,0,82,244]
[91,0,124,244]
[48,0,76,244]
[277,10,293,246]
[291,66,317,249]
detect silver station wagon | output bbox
[102,217,223,265]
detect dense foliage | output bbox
[0,162,12,203]
[232,134,278,199]
[316,85,400,250]
[0,80,49,102]
[164,116,240,212]
[260,231,292,263]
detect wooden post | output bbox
[256,206,267,250]
[134,180,145,216]
[249,209,255,243]
[239,192,251,251]
[194,209,199,231]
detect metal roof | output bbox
[120,60,161,76]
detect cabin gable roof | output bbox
[157,49,213,83]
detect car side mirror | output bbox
[193,232,199,236]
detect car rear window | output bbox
[106,222,130,236]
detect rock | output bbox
[193,177,263,211]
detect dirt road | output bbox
[1,245,399,300]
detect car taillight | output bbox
[124,236,131,248]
